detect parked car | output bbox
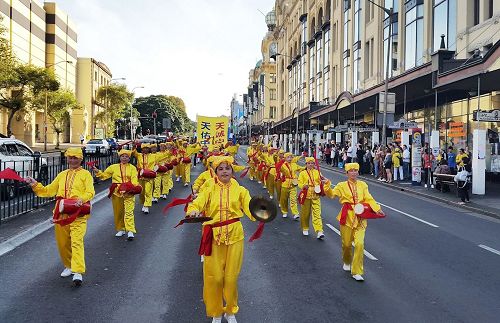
[105,138,119,150]
[0,138,47,200]
[84,139,110,155]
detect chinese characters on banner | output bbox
[196,116,228,149]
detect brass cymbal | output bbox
[249,196,277,223]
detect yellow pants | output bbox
[249,165,256,180]
[54,216,88,274]
[266,173,275,197]
[276,181,282,206]
[162,171,172,194]
[340,225,366,275]
[203,239,244,317]
[139,178,153,207]
[153,176,162,199]
[111,195,136,233]
[175,164,182,178]
[280,186,299,215]
[300,198,323,233]
[183,163,191,184]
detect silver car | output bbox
[84,139,110,155]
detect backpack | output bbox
[455,170,468,182]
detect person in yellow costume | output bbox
[25,147,94,286]
[279,152,305,220]
[152,143,172,201]
[257,145,269,188]
[275,150,285,205]
[177,141,202,186]
[324,162,384,281]
[297,157,330,239]
[132,143,156,214]
[224,141,239,157]
[159,142,174,199]
[263,147,279,199]
[92,149,139,240]
[174,141,183,182]
[149,143,162,203]
[246,142,259,181]
[186,156,256,323]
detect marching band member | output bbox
[186,156,256,323]
[192,156,216,196]
[152,143,172,201]
[324,162,384,281]
[177,141,202,186]
[224,141,239,157]
[25,147,95,286]
[297,157,329,239]
[246,142,259,181]
[150,143,162,203]
[92,149,140,240]
[133,143,156,214]
[160,142,174,198]
[279,152,304,220]
[257,145,268,187]
[263,147,278,199]
[275,150,285,205]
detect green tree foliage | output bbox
[95,84,134,137]
[133,95,194,136]
[32,89,80,148]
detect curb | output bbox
[0,189,110,257]
[322,164,500,220]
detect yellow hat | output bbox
[207,156,215,165]
[212,156,234,169]
[65,147,83,159]
[159,142,167,147]
[284,152,293,158]
[345,162,360,172]
[118,149,132,156]
[142,143,150,149]
[305,157,315,163]
[279,150,285,154]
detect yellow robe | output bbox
[279,161,304,215]
[325,180,381,275]
[32,168,95,274]
[193,168,216,193]
[177,143,202,184]
[132,150,156,207]
[96,163,139,233]
[297,168,323,232]
[186,178,255,317]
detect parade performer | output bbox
[324,162,384,281]
[246,142,259,181]
[132,143,156,214]
[92,149,141,240]
[263,147,278,199]
[224,141,240,157]
[275,150,285,205]
[177,141,202,186]
[25,147,94,286]
[297,157,329,239]
[186,156,256,323]
[257,145,268,187]
[279,152,304,220]
[153,143,172,201]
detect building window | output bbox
[383,1,398,77]
[323,70,330,100]
[270,106,276,119]
[324,29,330,69]
[270,89,277,100]
[474,0,480,25]
[309,79,315,102]
[343,2,350,91]
[270,73,277,83]
[354,0,361,44]
[488,0,493,19]
[364,38,373,78]
[316,38,322,76]
[433,0,456,51]
[94,71,97,81]
[301,56,306,85]
[343,6,349,52]
[353,48,361,92]
[343,56,349,92]
[309,46,315,79]
[365,0,374,22]
[281,80,285,101]
[405,1,424,70]
[288,69,292,99]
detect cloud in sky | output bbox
[55,0,273,120]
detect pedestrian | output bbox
[186,156,258,323]
[331,145,338,167]
[356,144,365,173]
[402,145,411,180]
[92,149,141,240]
[454,157,471,205]
[384,148,393,183]
[25,147,94,286]
[346,144,353,163]
[435,159,451,192]
[79,134,84,145]
[422,148,435,188]
[392,148,403,181]
[324,162,384,281]
[325,144,332,165]
[447,146,457,174]
[373,146,380,178]
[297,157,329,239]
[456,148,468,168]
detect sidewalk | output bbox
[320,161,500,220]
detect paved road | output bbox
[1,148,499,322]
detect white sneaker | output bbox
[431,184,435,189]
[72,273,83,286]
[127,232,134,241]
[211,317,222,323]
[115,231,125,237]
[224,314,238,323]
[293,214,300,221]
[257,181,262,184]
[282,213,288,218]
[144,207,149,214]
[352,274,364,281]
[161,194,167,199]
[141,206,146,212]
[317,231,325,240]
[60,268,72,277]
[269,195,273,199]
[152,198,158,203]
[200,255,204,263]
[184,183,189,187]
[176,177,180,182]
[302,230,309,236]
[424,184,428,188]
[342,263,351,271]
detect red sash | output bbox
[198,218,240,256]
[53,198,91,226]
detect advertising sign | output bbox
[411,129,422,185]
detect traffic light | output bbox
[152,112,157,118]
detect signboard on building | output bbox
[378,92,396,113]
[473,109,500,122]
[94,128,104,139]
[388,118,418,129]
[196,115,229,149]
[411,129,423,185]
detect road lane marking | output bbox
[478,244,500,256]
[378,203,439,228]
[326,223,378,261]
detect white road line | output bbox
[325,223,378,261]
[478,244,500,256]
[378,203,439,228]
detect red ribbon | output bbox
[197,218,240,256]
[340,204,353,225]
[249,222,265,242]
[162,194,193,214]
[298,187,307,205]
[86,161,98,168]
[52,198,90,226]
[239,167,250,178]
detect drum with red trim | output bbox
[118,182,142,195]
[140,169,157,178]
[182,157,192,164]
[58,199,91,215]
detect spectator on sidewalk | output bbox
[402,145,411,180]
[454,157,471,205]
[325,145,332,165]
[392,148,404,181]
[447,146,457,174]
[435,159,451,192]
[331,145,338,167]
[346,144,354,163]
[456,148,468,168]
[384,148,393,183]
[356,144,364,170]
[422,149,435,188]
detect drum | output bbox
[182,157,192,164]
[166,163,174,170]
[354,203,385,219]
[156,165,168,173]
[58,199,91,216]
[314,185,322,194]
[171,159,179,166]
[140,169,157,178]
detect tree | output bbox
[133,95,194,136]
[95,84,134,137]
[32,89,80,148]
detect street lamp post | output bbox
[44,60,72,151]
[130,86,144,140]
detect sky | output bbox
[55,0,274,120]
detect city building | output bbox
[229,94,245,140]
[75,57,112,141]
[267,0,499,179]
[0,0,77,145]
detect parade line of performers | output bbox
[23,138,384,323]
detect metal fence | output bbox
[0,151,119,223]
